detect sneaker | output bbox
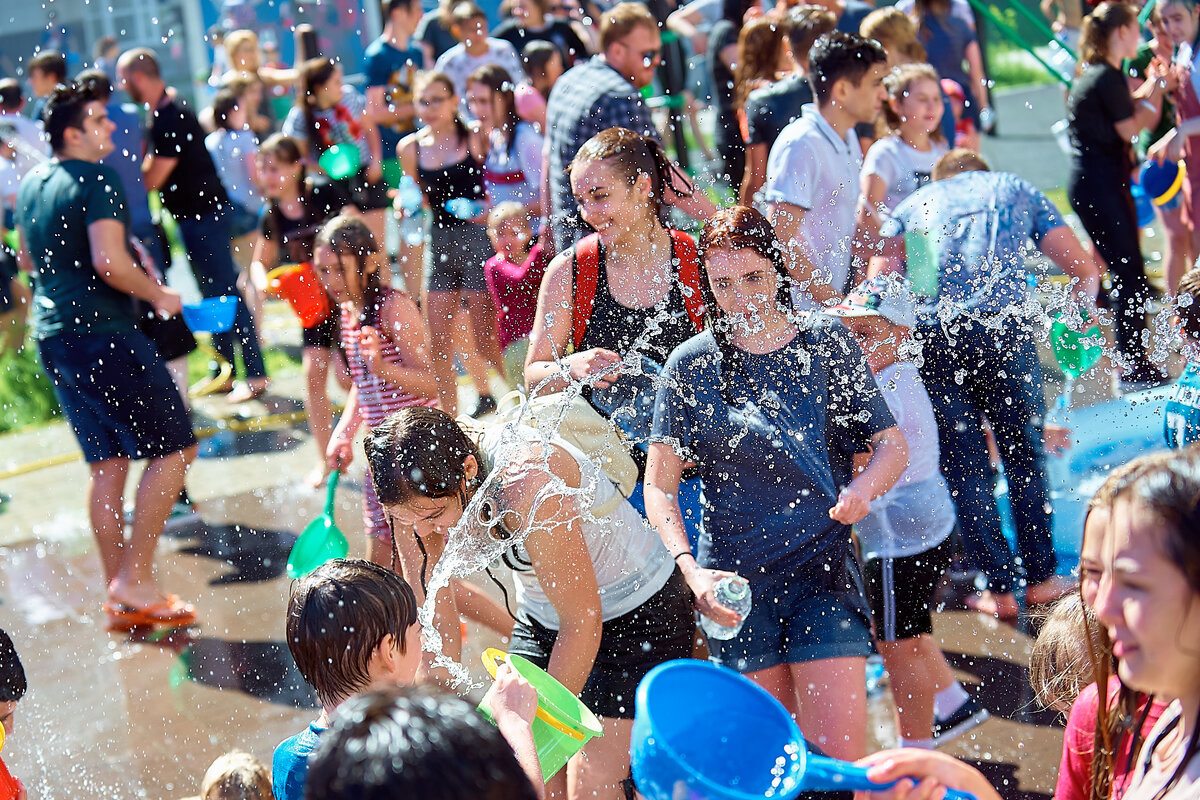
[932,696,990,745]
[471,394,498,418]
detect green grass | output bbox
[184,339,304,387]
[0,343,61,434]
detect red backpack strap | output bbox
[669,229,706,332]
[571,233,602,351]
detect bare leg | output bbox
[0,278,30,355]
[747,663,800,718]
[463,290,504,381]
[89,458,132,585]
[166,356,190,410]
[1159,204,1191,296]
[878,635,958,741]
[427,290,464,415]
[303,345,335,485]
[569,717,633,800]
[455,308,493,397]
[452,579,515,637]
[790,657,867,760]
[397,238,425,310]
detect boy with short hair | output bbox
[1166,266,1200,449]
[0,629,27,800]
[434,1,527,103]
[763,30,888,310]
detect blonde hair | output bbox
[487,201,530,233]
[200,751,271,800]
[1029,593,1097,717]
[932,147,989,180]
[860,7,926,62]
[882,62,944,140]
[599,2,658,51]
[224,30,260,66]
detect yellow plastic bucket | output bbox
[479,648,604,780]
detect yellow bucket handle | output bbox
[482,648,587,742]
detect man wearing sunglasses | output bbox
[545,1,715,251]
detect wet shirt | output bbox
[147,96,229,219]
[272,722,325,800]
[259,179,352,266]
[17,159,139,339]
[1067,61,1135,169]
[1166,361,1200,449]
[881,170,1064,319]
[364,37,424,157]
[744,73,813,150]
[652,318,895,578]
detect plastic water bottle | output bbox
[397,176,426,247]
[445,197,486,220]
[699,576,752,641]
[865,655,887,697]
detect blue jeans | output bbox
[176,211,266,379]
[916,319,1056,594]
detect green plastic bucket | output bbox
[1050,312,1103,380]
[480,648,604,780]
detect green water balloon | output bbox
[318,144,362,181]
[286,471,349,579]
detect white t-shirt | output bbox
[763,104,863,311]
[1124,702,1200,800]
[0,156,18,214]
[0,112,50,177]
[434,39,527,104]
[861,136,948,214]
[205,128,262,211]
[854,360,956,559]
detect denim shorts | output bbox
[38,330,197,463]
[706,556,873,674]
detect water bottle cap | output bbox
[723,577,749,598]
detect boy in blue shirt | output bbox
[1167,266,1200,449]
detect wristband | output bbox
[672,551,692,563]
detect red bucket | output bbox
[268,263,331,328]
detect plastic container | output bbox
[699,576,751,641]
[480,649,604,780]
[318,143,362,181]
[286,471,349,579]
[1140,160,1185,207]
[631,660,977,800]
[445,197,486,220]
[181,296,238,334]
[1050,311,1103,380]
[267,263,331,328]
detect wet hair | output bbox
[365,407,483,509]
[932,148,989,180]
[1030,593,1098,717]
[315,214,388,327]
[808,31,888,104]
[414,71,473,145]
[212,89,242,130]
[1080,2,1139,65]
[451,0,487,25]
[787,6,838,68]
[599,2,658,51]
[860,7,926,62]
[200,750,272,800]
[0,629,26,703]
[304,686,539,800]
[468,64,521,153]
[118,47,161,80]
[697,206,794,403]
[569,127,694,222]
[75,68,114,101]
[881,62,944,140]
[297,58,340,156]
[735,14,788,109]
[30,50,67,82]
[42,78,108,153]
[1177,266,1200,342]
[0,79,23,111]
[487,201,531,233]
[285,558,418,709]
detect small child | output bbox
[435,1,527,104]
[828,275,988,747]
[273,558,422,800]
[197,751,272,800]
[484,203,550,390]
[1166,265,1200,449]
[939,78,979,152]
[0,629,26,800]
[206,87,263,248]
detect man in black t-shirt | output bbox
[492,0,590,67]
[118,47,268,401]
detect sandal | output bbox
[226,379,270,404]
[103,598,197,632]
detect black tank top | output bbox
[416,149,486,228]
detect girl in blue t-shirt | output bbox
[645,205,909,762]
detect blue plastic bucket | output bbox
[1140,160,1185,206]
[632,660,805,800]
[182,296,238,334]
[1131,184,1155,228]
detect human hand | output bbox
[359,325,384,374]
[830,485,871,524]
[327,436,354,472]
[153,287,182,318]
[367,161,383,185]
[1044,424,1071,456]
[1148,130,1178,163]
[852,749,1001,800]
[481,661,539,727]
[685,567,743,627]
[567,348,623,388]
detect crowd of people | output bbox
[3,0,1200,796]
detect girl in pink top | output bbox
[314,214,438,566]
[483,203,549,389]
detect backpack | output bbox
[569,229,706,352]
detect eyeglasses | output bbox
[618,40,661,67]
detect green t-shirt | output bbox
[17,159,138,340]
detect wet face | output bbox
[892,76,944,135]
[312,243,362,305]
[1160,1,1199,47]
[610,25,663,89]
[257,152,302,199]
[465,81,496,127]
[416,81,456,127]
[0,700,15,736]
[704,246,780,323]
[571,159,649,241]
[455,14,489,45]
[489,217,532,262]
[1079,505,1109,611]
[839,63,889,126]
[388,493,466,538]
[839,314,905,372]
[1095,497,1200,700]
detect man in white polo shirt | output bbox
[763,31,887,310]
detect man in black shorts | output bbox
[16,80,199,630]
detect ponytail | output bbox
[1079,2,1138,65]
[569,126,695,222]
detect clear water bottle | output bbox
[865,654,887,697]
[699,576,752,641]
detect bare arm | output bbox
[666,180,718,221]
[361,290,441,399]
[829,425,908,524]
[740,142,768,206]
[141,153,177,192]
[366,84,417,131]
[250,232,277,295]
[767,200,839,304]
[1038,225,1101,302]
[965,41,989,113]
[87,219,180,315]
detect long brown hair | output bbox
[316,214,388,327]
[735,14,787,109]
[297,57,339,156]
[1079,1,1138,65]
[467,64,521,153]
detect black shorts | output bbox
[301,307,341,350]
[862,535,954,642]
[508,568,695,719]
[38,330,197,463]
[337,168,391,211]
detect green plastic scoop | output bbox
[1050,310,1103,380]
[287,471,349,579]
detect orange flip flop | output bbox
[103,598,197,632]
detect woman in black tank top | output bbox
[398,72,501,417]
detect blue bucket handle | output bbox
[801,754,976,800]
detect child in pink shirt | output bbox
[484,202,549,389]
